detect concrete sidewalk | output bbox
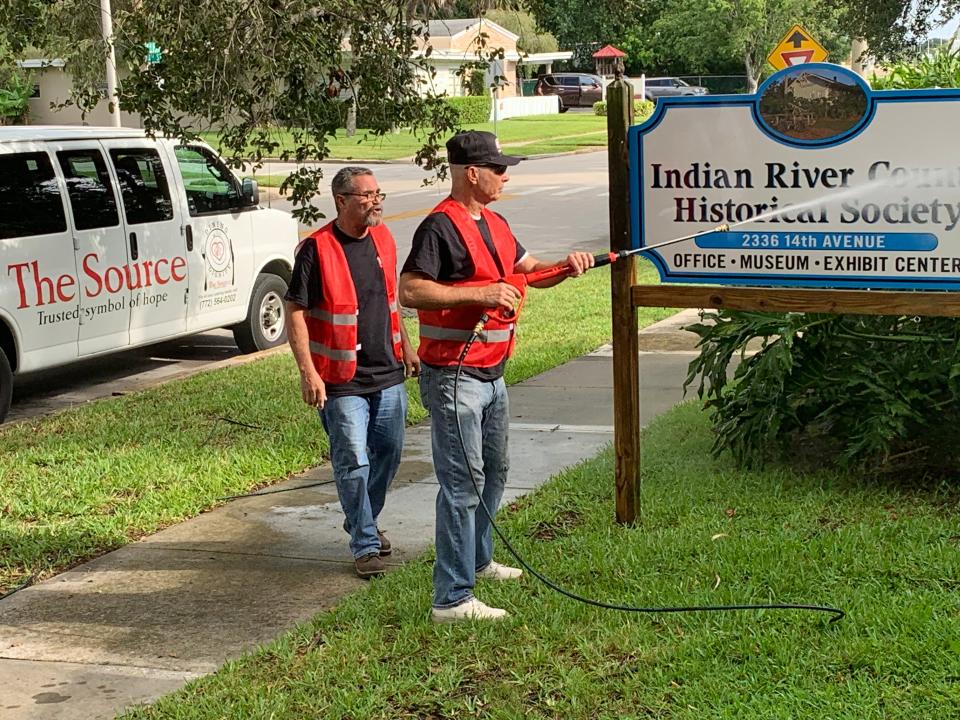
[0,311,702,720]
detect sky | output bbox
[928,11,960,38]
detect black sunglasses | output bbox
[471,164,508,176]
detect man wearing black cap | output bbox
[398,130,594,623]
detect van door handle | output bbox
[129,231,139,260]
[185,224,193,251]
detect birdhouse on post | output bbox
[593,44,627,78]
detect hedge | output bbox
[592,99,655,119]
[445,95,492,125]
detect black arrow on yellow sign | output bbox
[788,31,806,47]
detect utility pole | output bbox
[850,38,872,78]
[100,0,122,127]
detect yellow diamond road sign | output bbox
[767,24,829,71]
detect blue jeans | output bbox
[419,366,510,608]
[319,383,407,559]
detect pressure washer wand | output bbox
[492,223,732,322]
[592,223,731,269]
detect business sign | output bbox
[767,25,829,71]
[628,63,960,290]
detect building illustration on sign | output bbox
[629,63,960,290]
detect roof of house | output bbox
[426,18,519,41]
[592,44,626,58]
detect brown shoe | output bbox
[355,552,386,579]
[377,529,392,556]
[343,519,392,557]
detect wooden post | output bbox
[606,71,639,525]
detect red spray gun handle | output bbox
[485,252,624,323]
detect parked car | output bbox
[636,77,709,102]
[534,72,604,112]
[0,126,299,423]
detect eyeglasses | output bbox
[471,164,508,176]
[340,190,386,201]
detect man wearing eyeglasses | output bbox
[398,131,594,622]
[286,166,419,579]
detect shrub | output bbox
[592,99,654,120]
[445,95,491,125]
[0,72,31,124]
[871,44,960,90]
[684,311,960,474]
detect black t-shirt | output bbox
[286,224,404,397]
[401,211,527,381]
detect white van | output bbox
[0,126,299,422]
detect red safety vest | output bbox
[304,222,402,384]
[417,198,523,368]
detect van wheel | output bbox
[233,273,289,353]
[558,101,569,113]
[0,349,12,424]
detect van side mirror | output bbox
[241,177,259,206]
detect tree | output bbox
[525,0,960,78]
[652,0,849,93]
[485,9,558,54]
[839,0,960,60]
[0,0,461,222]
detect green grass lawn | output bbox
[120,400,960,719]
[200,114,608,162]
[0,262,673,595]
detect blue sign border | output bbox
[627,63,960,290]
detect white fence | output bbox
[489,95,560,121]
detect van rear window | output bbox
[57,150,120,231]
[0,152,67,239]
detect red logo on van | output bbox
[7,253,187,309]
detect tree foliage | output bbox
[652,0,850,93]
[0,0,463,222]
[484,8,558,54]
[524,0,960,78]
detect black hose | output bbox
[452,319,845,623]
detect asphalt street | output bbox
[259,148,612,260]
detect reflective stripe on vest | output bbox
[309,341,358,362]
[307,308,358,325]
[419,325,513,342]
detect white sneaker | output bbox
[431,597,509,623]
[476,561,523,581]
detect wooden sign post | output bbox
[606,75,640,525]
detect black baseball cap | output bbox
[446,130,523,166]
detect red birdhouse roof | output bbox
[592,44,626,58]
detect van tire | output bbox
[0,349,12,424]
[233,273,289,353]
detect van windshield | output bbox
[175,146,241,216]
